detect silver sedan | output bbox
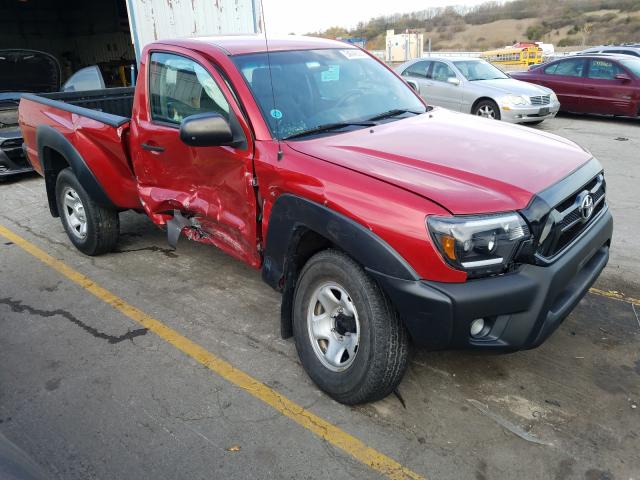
[395,57,560,124]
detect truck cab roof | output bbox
[157,35,355,56]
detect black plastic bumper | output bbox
[0,132,32,178]
[370,207,613,351]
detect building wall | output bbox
[385,30,424,62]
[0,0,135,75]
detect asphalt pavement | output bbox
[1,112,638,480]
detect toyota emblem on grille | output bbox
[579,193,594,221]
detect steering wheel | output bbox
[334,89,366,108]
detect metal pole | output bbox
[428,37,432,57]
[130,64,136,87]
[405,32,409,61]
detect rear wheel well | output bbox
[42,147,70,217]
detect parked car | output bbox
[0,49,60,178]
[396,56,560,124]
[579,46,640,58]
[512,54,640,117]
[0,50,106,179]
[19,36,612,404]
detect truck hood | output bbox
[286,108,592,214]
[0,50,60,94]
[472,78,552,95]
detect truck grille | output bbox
[537,174,606,258]
[530,95,550,105]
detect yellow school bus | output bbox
[481,43,544,67]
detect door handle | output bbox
[141,143,165,153]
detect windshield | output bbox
[619,58,640,77]
[233,48,426,139]
[453,60,509,81]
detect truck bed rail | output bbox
[21,87,133,128]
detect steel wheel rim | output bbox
[307,281,360,372]
[62,187,87,240]
[477,105,496,118]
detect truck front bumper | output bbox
[370,207,613,351]
[0,132,32,178]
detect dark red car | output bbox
[512,54,640,117]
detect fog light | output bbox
[470,318,485,337]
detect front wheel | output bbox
[473,99,501,120]
[293,250,409,405]
[55,168,120,256]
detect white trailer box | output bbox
[125,0,261,61]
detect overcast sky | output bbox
[263,0,492,35]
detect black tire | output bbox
[473,99,501,120]
[55,168,119,256]
[292,249,409,405]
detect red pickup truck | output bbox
[19,36,613,404]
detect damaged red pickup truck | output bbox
[19,36,613,404]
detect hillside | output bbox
[313,0,640,51]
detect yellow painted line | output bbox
[0,224,424,480]
[589,287,640,306]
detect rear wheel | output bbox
[55,168,119,256]
[473,99,501,120]
[292,250,409,405]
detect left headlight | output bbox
[427,213,530,278]
[549,92,558,104]
[505,94,528,106]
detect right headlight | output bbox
[504,94,528,106]
[427,213,530,278]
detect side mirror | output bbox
[614,73,631,82]
[407,81,418,91]
[447,77,461,86]
[180,112,234,147]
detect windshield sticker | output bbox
[340,49,369,60]
[321,65,340,82]
[270,109,283,119]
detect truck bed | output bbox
[21,87,134,127]
[18,86,141,210]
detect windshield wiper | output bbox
[283,121,376,140]
[366,109,422,121]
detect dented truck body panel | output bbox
[128,44,261,267]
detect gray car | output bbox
[579,46,640,58]
[395,57,560,124]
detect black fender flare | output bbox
[36,125,114,217]
[262,194,419,338]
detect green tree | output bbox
[526,25,544,40]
